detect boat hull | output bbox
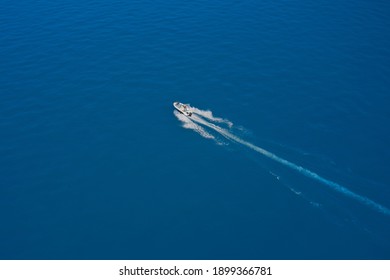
[173,102,192,116]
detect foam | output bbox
[186,107,390,216]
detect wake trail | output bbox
[190,114,390,216]
[174,110,230,145]
[190,106,233,128]
[174,111,215,140]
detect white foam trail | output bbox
[189,106,233,128]
[269,171,322,209]
[189,114,390,216]
[174,110,215,139]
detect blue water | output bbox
[1,0,390,259]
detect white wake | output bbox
[176,106,390,217]
[174,110,215,139]
[189,105,233,128]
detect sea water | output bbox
[1,0,390,259]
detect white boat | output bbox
[173,102,192,116]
